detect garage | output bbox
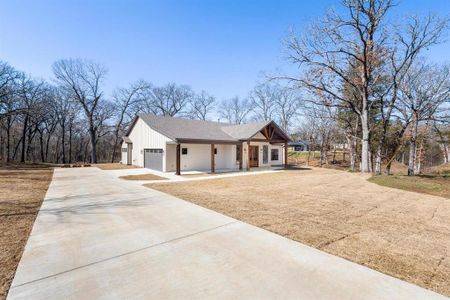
[144,149,163,171]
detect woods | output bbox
[285,0,449,175]
[0,60,300,165]
[1,0,448,175]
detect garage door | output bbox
[144,149,163,171]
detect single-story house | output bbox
[121,113,291,175]
[288,141,309,152]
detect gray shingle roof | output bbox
[129,113,290,142]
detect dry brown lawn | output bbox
[147,167,450,297]
[96,163,139,170]
[119,173,166,181]
[0,164,53,299]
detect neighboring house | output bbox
[121,113,291,174]
[288,141,309,152]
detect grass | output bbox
[96,163,140,170]
[119,173,166,181]
[147,168,450,297]
[369,174,450,199]
[288,150,350,170]
[0,164,53,299]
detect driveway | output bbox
[7,167,445,299]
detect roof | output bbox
[126,113,291,143]
[122,136,132,143]
[288,141,308,146]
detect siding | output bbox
[127,118,173,169]
[166,143,239,172]
[121,141,128,164]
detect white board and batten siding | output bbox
[166,144,238,172]
[127,118,172,170]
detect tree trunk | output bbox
[319,140,325,167]
[374,143,382,175]
[88,119,97,163]
[20,114,29,163]
[408,115,418,176]
[39,130,45,162]
[61,121,66,164]
[346,134,356,172]
[442,143,449,164]
[68,122,73,163]
[6,116,11,163]
[111,133,119,163]
[360,110,371,173]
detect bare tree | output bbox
[249,83,278,122]
[275,87,300,133]
[218,96,251,124]
[110,80,149,162]
[142,83,193,117]
[188,90,215,120]
[52,58,107,163]
[284,0,448,173]
[399,63,450,175]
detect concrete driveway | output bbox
[7,167,446,299]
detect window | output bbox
[121,148,127,153]
[182,148,188,155]
[214,148,217,155]
[271,149,279,161]
[236,145,241,161]
[263,145,268,164]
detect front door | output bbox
[249,145,259,167]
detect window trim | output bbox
[271,149,279,161]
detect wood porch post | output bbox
[284,140,288,169]
[211,144,215,173]
[239,143,243,170]
[246,140,251,171]
[176,143,181,175]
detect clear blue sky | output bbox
[1,0,449,100]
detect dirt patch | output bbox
[96,163,140,170]
[369,175,450,198]
[147,168,450,296]
[119,174,166,181]
[0,164,53,299]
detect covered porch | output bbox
[171,121,290,175]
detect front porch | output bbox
[169,121,289,175]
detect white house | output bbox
[121,114,291,174]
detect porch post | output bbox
[211,144,215,173]
[239,143,243,170]
[176,143,181,175]
[246,140,251,171]
[284,140,288,169]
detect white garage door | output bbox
[144,149,163,171]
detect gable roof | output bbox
[126,113,291,143]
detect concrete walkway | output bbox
[7,168,446,299]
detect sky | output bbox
[1,0,449,101]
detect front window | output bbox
[271,149,279,161]
[263,145,268,164]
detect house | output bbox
[121,113,291,175]
[288,141,309,152]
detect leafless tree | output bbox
[188,90,215,120]
[218,96,251,124]
[249,83,278,122]
[142,83,193,117]
[52,58,108,163]
[399,63,450,175]
[275,87,300,133]
[110,80,149,162]
[284,0,448,173]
